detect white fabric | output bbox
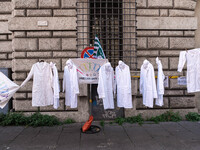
[50,62,60,109]
[115,61,132,108]
[21,62,54,106]
[0,72,20,109]
[155,57,165,106]
[178,48,200,93]
[140,60,157,108]
[97,62,115,110]
[63,59,79,108]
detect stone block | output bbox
[39,0,60,8]
[13,93,26,99]
[62,38,77,50]
[137,9,159,16]
[148,37,168,49]
[160,31,183,36]
[13,10,25,17]
[27,31,52,37]
[54,9,76,17]
[61,0,76,8]
[0,54,7,59]
[170,38,195,49]
[9,17,77,31]
[14,0,37,9]
[53,51,77,58]
[0,22,11,34]
[160,50,180,57]
[13,52,26,58]
[137,0,147,8]
[0,14,11,21]
[12,59,38,71]
[169,78,187,89]
[14,100,38,111]
[170,97,196,108]
[160,9,168,17]
[40,100,65,111]
[148,0,173,8]
[0,2,12,13]
[169,57,184,70]
[137,17,197,30]
[174,0,196,10]
[79,84,88,96]
[39,38,61,50]
[164,90,184,96]
[8,34,13,40]
[137,30,159,37]
[27,9,52,17]
[137,37,147,49]
[131,79,138,95]
[137,50,159,56]
[169,10,195,17]
[12,73,26,80]
[13,38,38,51]
[53,31,76,37]
[184,90,195,96]
[0,35,7,40]
[27,52,52,58]
[164,71,183,76]
[8,53,12,59]
[184,31,195,36]
[0,60,12,68]
[14,32,26,37]
[0,41,12,52]
[17,80,33,91]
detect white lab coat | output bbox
[178,48,200,93]
[97,62,115,110]
[115,61,132,108]
[50,62,60,109]
[140,60,157,108]
[63,59,79,108]
[21,62,54,106]
[155,57,165,107]
[0,72,20,109]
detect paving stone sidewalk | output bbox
[0,121,200,150]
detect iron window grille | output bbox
[77,0,137,70]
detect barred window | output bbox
[77,0,137,69]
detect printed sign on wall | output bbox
[71,58,108,84]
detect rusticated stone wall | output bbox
[0,0,199,121]
[126,0,199,118]
[0,1,12,68]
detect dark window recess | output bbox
[77,0,137,70]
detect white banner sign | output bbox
[71,58,108,84]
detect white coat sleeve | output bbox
[140,67,143,94]
[63,68,66,92]
[52,65,60,109]
[113,69,116,96]
[20,65,34,87]
[152,67,158,99]
[178,51,187,72]
[97,69,105,98]
[73,67,79,95]
[128,67,132,94]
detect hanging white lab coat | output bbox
[115,61,132,108]
[178,48,200,93]
[63,59,79,108]
[140,60,157,108]
[21,62,54,106]
[155,57,165,107]
[50,62,60,109]
[0,72,20,109]
[97,62,115,110]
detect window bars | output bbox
[77,0,137,70]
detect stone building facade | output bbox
[0,0,199,122]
